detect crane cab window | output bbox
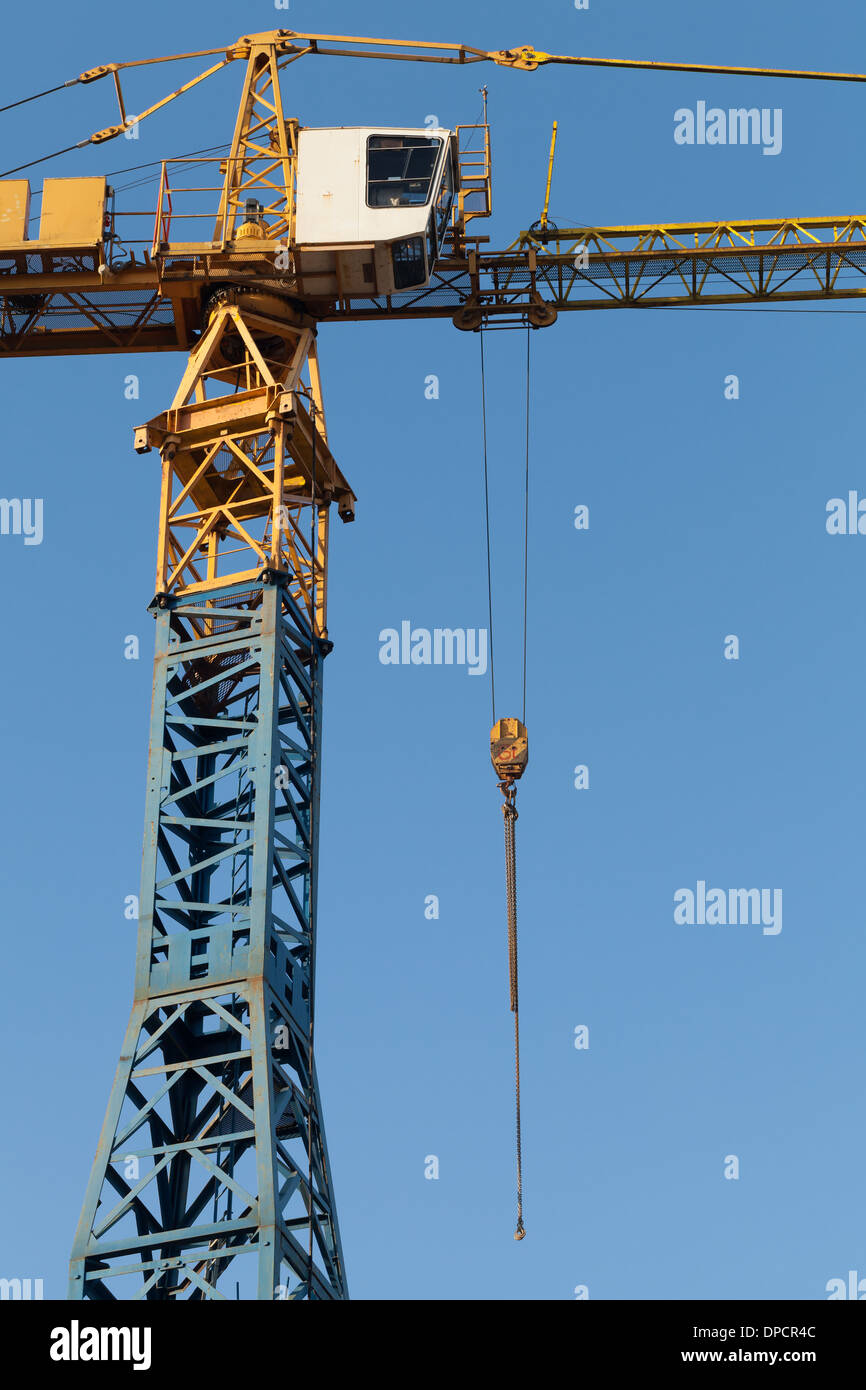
[367,135,443,208]
[435,150,454,236]
[392,235,426,289]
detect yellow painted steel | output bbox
[540,122,557,232]
[516,214,866,251]
[37,178,105,243]
[3,31,866,350]
[3,201,866,351]
[141,296,354,631]
[0,180,30,240]
[66,30,866,160]
[489,45,866,82]
[75,31,866,87]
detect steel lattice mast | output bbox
[69,293,354,1301]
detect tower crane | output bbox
[2,28,865,1301]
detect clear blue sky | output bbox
[1,0,865,1301]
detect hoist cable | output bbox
[522,328,531,725]
[479,328,496,725]
[514,334,531,1232]
[0,79,79,114]
[481,322,534,1239]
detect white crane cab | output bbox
[294,126,457,299]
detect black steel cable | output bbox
[105,143,228,179]
[479,328,496,725]
[0,139,90,178]
[2,134,229,182]
[0,79,79,114]
[522,328,530,725]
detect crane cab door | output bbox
[294,126,456,299]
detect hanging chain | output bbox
[503,786,519,1012]
[501,781,525,1239]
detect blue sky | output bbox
[1,0,865,1300]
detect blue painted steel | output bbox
[69,574,347,1300]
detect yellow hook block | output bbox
[491,718,529,783]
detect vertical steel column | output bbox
[69,302,353,1300]
[69,576,346,1299]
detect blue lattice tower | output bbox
[69,300,355,1299]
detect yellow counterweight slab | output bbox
[38,177,106,244]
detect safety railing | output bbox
[151,158,228,257]
[454,122,492,229]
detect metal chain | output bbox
[503,792,518,1010]
[502,785,525,1239]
